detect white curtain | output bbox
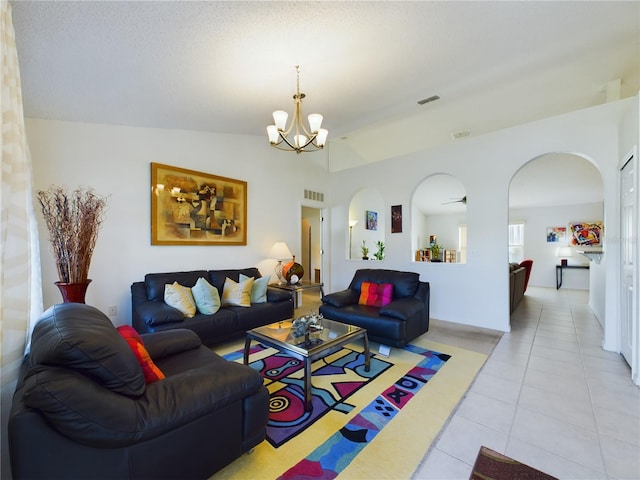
[0,1,43,477]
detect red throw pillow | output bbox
[117,325,165,384]
[358,281,394,307]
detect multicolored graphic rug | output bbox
[212,337,487,480]
[237,344,394,447]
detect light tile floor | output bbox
[413,286,640,480]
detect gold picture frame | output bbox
[151,162,247,245]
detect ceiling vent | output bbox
[451,129,471,140]
[417,95,440,105]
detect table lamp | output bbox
[270,242,293,284]
[557,246,572,266]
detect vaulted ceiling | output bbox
[10,1,639,207]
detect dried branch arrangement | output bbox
[37,186,109,284]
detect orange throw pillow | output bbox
[358,281,394,307]
[117,325,165,384]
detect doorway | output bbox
[301,206,323,284]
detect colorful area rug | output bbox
[234,344,395,447]
[211,336,487,480]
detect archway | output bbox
[412,173,467,263]
[508,152,603,299]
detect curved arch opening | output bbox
[508,152,603,302]
[412,173,467,263]
[348,188,385,260]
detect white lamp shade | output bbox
[308,113,323,133]
[273,110,288,130]
[316,128,328,147]
[557,247,573,257]
[294,134,308,148]
[269,241,292,260]
[349,219,358,227]
[266,125,279,144]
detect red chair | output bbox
[519,259,533,292]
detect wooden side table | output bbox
[556,264,589,289]
[271,281,325,309]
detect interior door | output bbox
[301,206,323,283]
[620,155,635,366]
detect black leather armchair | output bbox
[319,269,430,348]
[9,303,269,479]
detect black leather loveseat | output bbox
[9,303,269,479]
[319,269,430,348]
[131,267,293,345]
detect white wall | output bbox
[510,202,602,290]
[27,119,330,326]
[327,99,633,335]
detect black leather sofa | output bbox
[319,269,430,348]
[510,262,527,313]
[9,303,269,480]
[131,267,293,345]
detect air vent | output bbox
[417,95,440,105]
[451,129,471,140]
[304,189,324,202]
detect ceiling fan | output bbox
[442,196,467,205]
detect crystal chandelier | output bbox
[266,66,328,154]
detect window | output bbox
[508,223,524,263]
[458,224,467,263]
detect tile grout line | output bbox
[572,302,610,479]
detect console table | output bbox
[556,264,589,289]
[271,281,325,309]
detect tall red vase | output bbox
[55,280,92,303]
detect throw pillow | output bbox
[116,325,165,384]
[221,276,254,307]
[191,277,221,315]
[358,281,394,307]
[164,282,197,318]
[239,273,270,304]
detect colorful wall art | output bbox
[546,227,566,242]
[569,221,603,246]
[366,210,378,230]
[151,162,247,245]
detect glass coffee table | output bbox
[243,318,370,412]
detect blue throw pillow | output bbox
[191,277,221,315]
[240,273,270,304]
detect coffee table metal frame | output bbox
[243,318,370,411]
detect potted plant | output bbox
[373,240,385,260]
[429,243,443,262]
[360,240,369,260]
[37,186,108,303]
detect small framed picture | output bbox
[546,227,566,243]
[391,205,402,233]
[366,210,378,230]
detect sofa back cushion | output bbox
[349,269,420,299]
[145,270,209,302]
[208,268,261,294]
[29,303,146,397]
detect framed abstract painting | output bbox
[151,162,247,245]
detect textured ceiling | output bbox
[10,1,639,206]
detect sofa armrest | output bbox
[141,329,202,360]
[379,297,423,320]
[135,300,184,327]
[321,289,360,308]
[266,287,292,303]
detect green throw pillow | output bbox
[240,273,270,304]
[192,277,221,315]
